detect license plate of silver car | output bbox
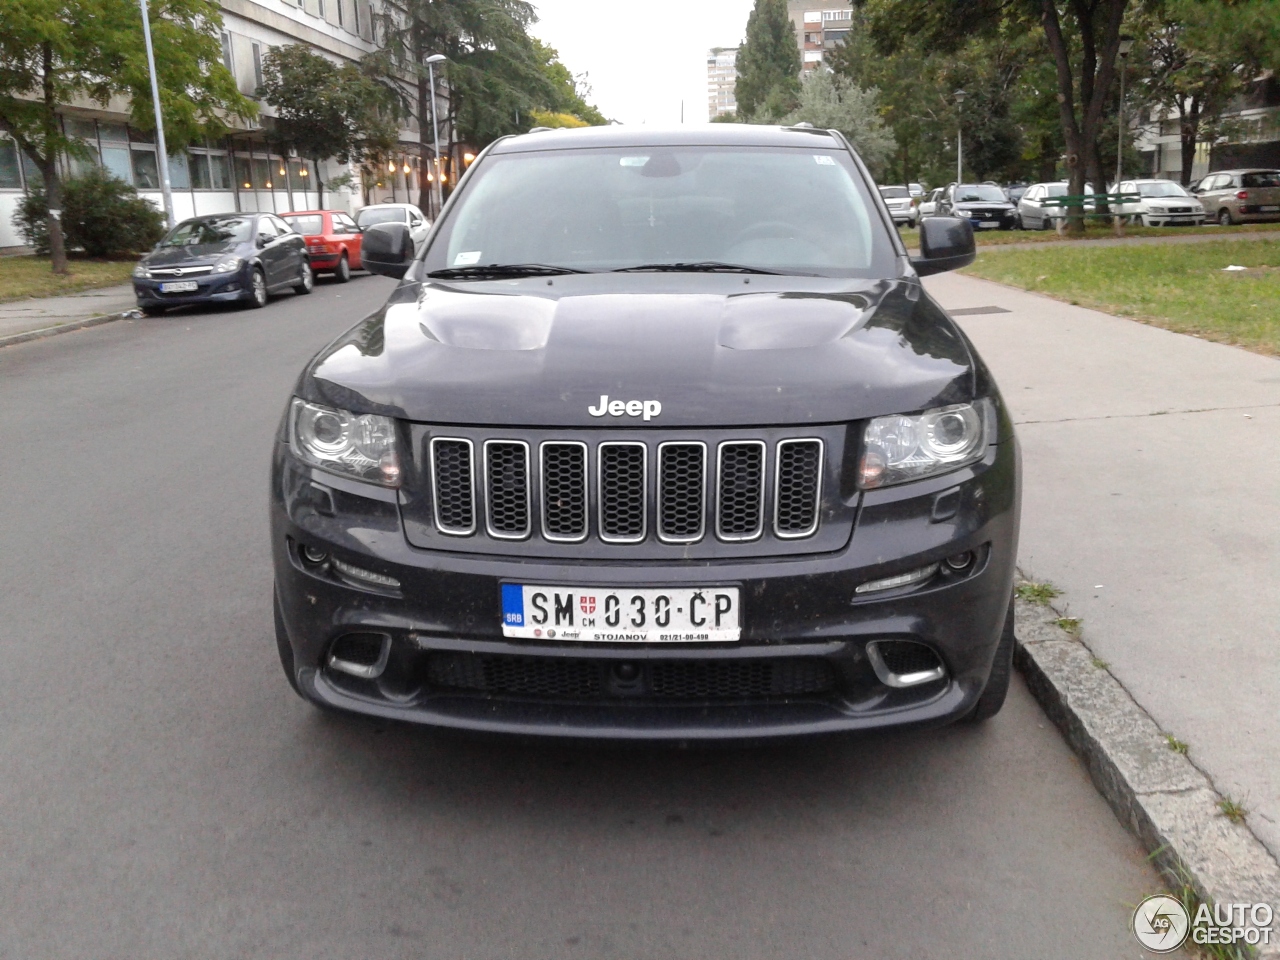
[500,584,741,642]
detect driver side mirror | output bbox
[256,234,268,249]
[911,217,976,277]
[362,222,413,279]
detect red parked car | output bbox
[280,210,363,282]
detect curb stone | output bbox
[0,309,138,350]
[1013,584,1280,958]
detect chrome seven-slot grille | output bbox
[428,436,823,545]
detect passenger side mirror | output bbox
[361,222,413,279]
[256,234,268,249]
[911,217,976,277]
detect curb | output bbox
[0,309,137,350]
[1013,586,1280,958]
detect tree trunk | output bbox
[315,158,325,208]
[41,42,68,274]
[1179,98,1200,186]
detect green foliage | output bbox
[778,68,896,176]
[532,39,607,125]
[735,0,801,121]
[13,168,164,256]
[710,111,739,123]
[528,110,588,129]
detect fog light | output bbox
[302,545,328,564]
[854,563,939,595]
[944,551,974,571]
[332,557,400,589]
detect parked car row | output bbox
[130,203,430,315]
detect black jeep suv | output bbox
[270,124,1020,740]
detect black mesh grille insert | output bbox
[598,443,646,541]
[876,641,943,677]
[426,653,837,701]
[541,443,587,540]
[717,442,764,539]
[485,441,530,537]
[658,443,705,541]
[775,440,822,537]
[431,439,475,534]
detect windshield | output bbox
[282,214,324,235]
[1138,182,1189,198]
[879,186,909,198]
[426,146,885,277]
[954,184,1007,203]
[358,207,408,227]
[160,217,252,247]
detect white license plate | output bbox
[160,281,198,293]
[978,221,1000,228]
[501,584,740,642]
[1260,205,1279,212]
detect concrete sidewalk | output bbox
[0,283,136,343]
[923,271,1280,863]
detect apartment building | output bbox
[707,47,738,120]
[0,0,438,249]
[785,0,852,72]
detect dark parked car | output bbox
[271,124,1020,740]
[133,213,312,315]
[940,183,1019,230]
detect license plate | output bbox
[501,584,740,642]
[978,221,1000,228]
[160,281,198,293]
[1260,205,1279,212]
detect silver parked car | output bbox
[878,185,918,227]
[1017,182,1095,230]
[1192,169,1280,225]
[917,186,945,219]
[1111,179,1205,227]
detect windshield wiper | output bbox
[426,263,592,279]
[613,261,787,275]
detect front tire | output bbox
[334,252,351,283]
[294,260,314,295]
[964,594,1015,723]
[246,268,268,309]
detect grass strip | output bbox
[899,220,1280,247]
[961,239,1280,356]
[0,256,135,304]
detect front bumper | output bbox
[1145,213,1204,226]
[133,267,250,307]
[271,431,1020,740]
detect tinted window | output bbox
[954,184,1007,202]
[428,146,887,277]
[161,217,253,246]
[283,215,325,235]
[358,207,408,226]
[879,186,909,198]
[1242,171,1280,188]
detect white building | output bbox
[707,47,738,120]
[0,0,438,250]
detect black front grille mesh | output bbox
[658,443,705,541]
[541,443,587,540]
[598,443,646,541]
[431,439,475,534]
[717,442,765,540]
[485,441,530,537]
[775,440,822,536]
[426,653,837,701]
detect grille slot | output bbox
[774,439,823,538]
[657,442,706,543]
[716,441,765,541]
[598,442,647,543]
[483,440,531,539]
[540,442,588,541]
[426,653,837,701]
[429,438,476,536]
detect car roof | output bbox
[280,210,341,216]
[361,202,416,209]
[1208,168,1279,175]
[490,124,840,154]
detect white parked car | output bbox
[917,187,945,219]
[878,185,918,227]
[1111,179,1205,227]
[356,203,431,255]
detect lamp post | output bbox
[139,0,175,228]
[1115,36,1134,193]
[425,53,446,218]
[954,89,966,187]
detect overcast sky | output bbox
[530,0,757,126]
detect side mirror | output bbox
[256,235,268,249]
[911,217,976,277]
[361,222,413,279]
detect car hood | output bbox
[300,274,977,427]
[145,242,241,265]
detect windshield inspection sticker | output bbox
[814,155,836,165]
[619,156,649,167]
[453,251,482,265]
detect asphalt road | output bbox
[0,275,1174,959]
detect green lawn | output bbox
[0,256,135,304]
[961,239,1280,356]
[898,220,1280,247]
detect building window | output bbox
[368,4,376,40]
[0,136,23,189]
[803,50,823,63]
[97,122,133,184]
[352,0,360,34]
[252,42,263,91]
[220,31,234,73]
[336,0,343,26]
[822,9,851,21]
[317,0,325,16]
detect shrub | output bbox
[10,168,166,258]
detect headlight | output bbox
[212,256,243,274]
[289,399,402,487]
[858,402,987,489]
[133,263,151,279]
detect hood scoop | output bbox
[414,285,556,351]
[717,292,870,350]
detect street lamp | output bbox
[425,53,447,218]
[954,89,966,187]
[138,0,175,228]
[1115,36,1134,193]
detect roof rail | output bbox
[527,126,552,133]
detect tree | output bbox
[0,0,253,273]
[735,0,801,121]
[531,39,607,126]
[779,67,896,175]
[257,44,400,207]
